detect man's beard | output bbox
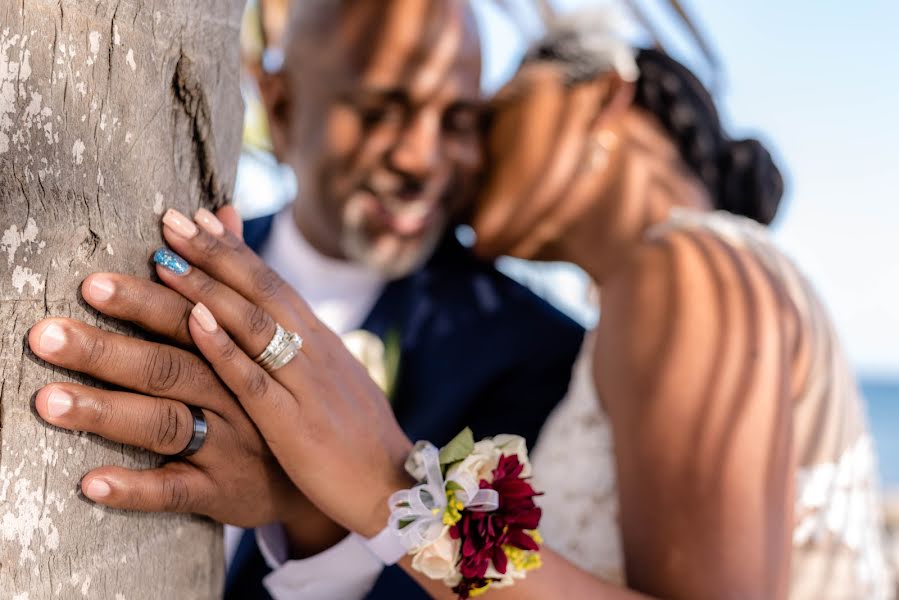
[339,203,447,280]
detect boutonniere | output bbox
[341,329,401,402]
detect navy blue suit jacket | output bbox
[226,215,584,599]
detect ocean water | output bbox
[862,378,899,488]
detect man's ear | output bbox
[256,68,295,164]
[589,73,636,136]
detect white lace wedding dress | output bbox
[530,209,896,599]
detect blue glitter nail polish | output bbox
[153,248,190,275]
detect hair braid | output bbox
[633,49,784,224]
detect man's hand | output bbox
[27,207,346,554]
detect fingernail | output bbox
[46,389,74,418]
[88,276,115,302]
[191,302,218,333]
[163,208,198,239]
[84,478,112,500]
[38,323,66,353]
[195,208,225,236]
[153,248,190,275]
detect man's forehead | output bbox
[333,0,481,101]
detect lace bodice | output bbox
[531,209,895,599]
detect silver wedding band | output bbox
[175,405,208,458]
[254,323,304,372]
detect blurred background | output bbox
[233,0,897,497]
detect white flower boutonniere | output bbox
[341,329,401,400]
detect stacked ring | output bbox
[254,324,303,372]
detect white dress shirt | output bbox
[225,208,389,599]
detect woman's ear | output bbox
[589,73,636,136]
[256,68,295,164]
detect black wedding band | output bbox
[175,405,208,458]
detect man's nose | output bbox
[388,111,441,180]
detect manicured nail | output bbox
[38,323,66,353]
[46,389,74,418]
[195,207,224,236]
[191,302,218,333]
[163,208,198,239]
[153,248,190,275]
[88,276,115,302]
[84,478,112,500]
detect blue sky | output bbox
[474,0,899,375]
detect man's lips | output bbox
[359,190,441,237]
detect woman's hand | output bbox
[151,208,414,537]
[28,206,347,555]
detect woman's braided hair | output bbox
[633,49,783,224]
[524,32,784,224]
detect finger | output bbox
[152,247,281,360]
[28,318,232,415]
[82,273,194,346]
[213,205,243,240]
[81,463,216,515]
[187,303,299,448]
[160,208,314,326]
[35,383,218,458]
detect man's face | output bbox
[275,0,483,278]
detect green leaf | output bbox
[384,329,402,403]
[439,427,474,465]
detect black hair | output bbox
[524,38,784,224]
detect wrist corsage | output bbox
[388,428,543,598]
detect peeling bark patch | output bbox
[0,466,62,562]
[11,265,44,294]
[72,139,85,164]
[0,31,33,154]
[171,52,230,209]
[1,219,45,264]
[87,31,100,65]
[125,48,136,71]
[153,192,165,215]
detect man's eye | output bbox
[359,104,403,127]
[444,108,481,135]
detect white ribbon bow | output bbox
[387,442,499,552]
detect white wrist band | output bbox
[354,527,407,566]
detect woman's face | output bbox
[472,62,614,261]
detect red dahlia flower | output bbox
[450,454,541,583]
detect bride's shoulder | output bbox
[595,228,787,408]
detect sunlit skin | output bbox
[24,0,485,563]
[258,0,483,278]
[447,62,801,598]
[24,7,803,599]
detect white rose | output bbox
[341,330,388,392]
[491,434,531,477]
[446,439,501,484]
[484,561,527,589]
[411,529,461,582]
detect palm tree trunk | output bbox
[0,1,244,597]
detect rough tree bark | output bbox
[0,1,244,597]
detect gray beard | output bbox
[339,217,445,280]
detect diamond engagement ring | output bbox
[254,324,304,372]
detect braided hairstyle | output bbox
[633,49,783,224]
[524,35,784,224]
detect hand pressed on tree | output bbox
[27,207,346,556]
[146,207,415,538]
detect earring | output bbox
[587,130,618,171]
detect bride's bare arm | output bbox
[594,230,795,599]
[398,547,654,599]
[393,230,795,600]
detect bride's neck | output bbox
[564,118,713,286]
